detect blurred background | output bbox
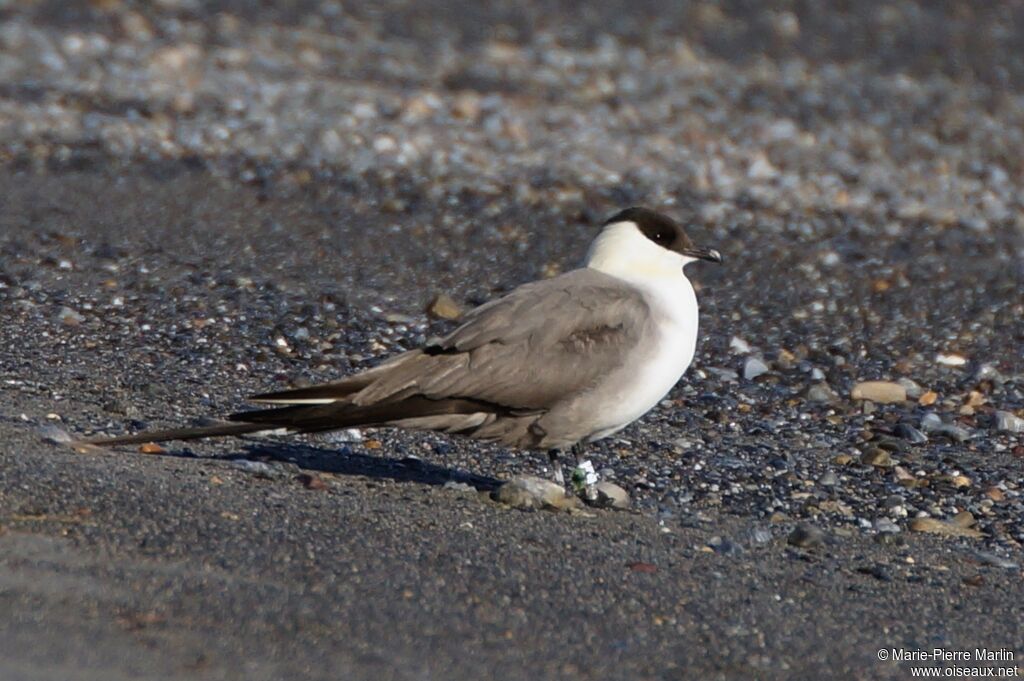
[2,0,1023,226]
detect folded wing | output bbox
[237,268,651,432]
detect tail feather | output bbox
[82,396,501,448]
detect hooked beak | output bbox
[682,246,723,263]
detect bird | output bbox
[82,207,722,498]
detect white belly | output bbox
[586,276,699,441]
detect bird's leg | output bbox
[570,442,599,502]
[547,449,565,486]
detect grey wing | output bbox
[384,268,652,410]
[252,269,651,413]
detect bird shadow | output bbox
[183,438,503,491]
[40,422,503,490]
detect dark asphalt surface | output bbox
[2,2,1024,680]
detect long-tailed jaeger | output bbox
[83,207,722,496]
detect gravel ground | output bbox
[1,2,1023,680]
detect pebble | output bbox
[231,460,283,479]
[805,382,839,403]
[707,535,744,555]
[426,293,463,320]
[851,381,906,404]
[316,429,363,443]
[787,523,826,549]
[742,356,770,381]
[894,423,928,444]
[908,517,983,539]
[860,448,893,468]
[994,411,1024,433]
[491,477,580,511]
[918,413,971,442]
[817,471,838,487]
[896,378,924,399]
[919,413,944,432]
[442,480,476,493]
[971,552,1019,570]
[856,564,893,582]
[935,353,968,367]
[934,424,972,442]
[874,518,900,534]
[590,481,631,510]
[729,336,752,354]
[58,306,86,326]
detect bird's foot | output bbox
[570,460,599,502]
[547,449,566,487]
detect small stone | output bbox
[296,473,328,490]
[893,465,916,483]
[875,518,900,534]
[729,336,752,354]
[707,536,743,555]
[451,92,482,120]
[952,511,976,528]
[936,424,972,442]
[964,391,986,408]
[970,551,1019,569]
[747,153,778,181]
[58,306,86,327]
[851,381,906,404]
[894,423,928,444]
[908,517,983,538]
[742,356,770,380]
[426,293,463,320]
[817,471,838,487]
[935,353,968,367]
[861,448,893,467]
[833,454,853,465]
[787,523,826,549]
[919,414,970,441]
[231,460,281,479]
[139,442,165,454]
[994,411,1024,433]
[918,391,938,406]
[316,428,363,443]
[974,364,1005,385]
[805,382,839,403]
[856,564,893,582]
[984,487,1005,502]
[492,477,580,511]
[443,480,476,493]
[591,481,630,509]
[897,378,924,399]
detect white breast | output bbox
[585,274,699,442]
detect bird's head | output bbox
[586,207,722,280]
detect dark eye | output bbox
[652,231,673,246]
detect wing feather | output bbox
[247,268,650,414]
